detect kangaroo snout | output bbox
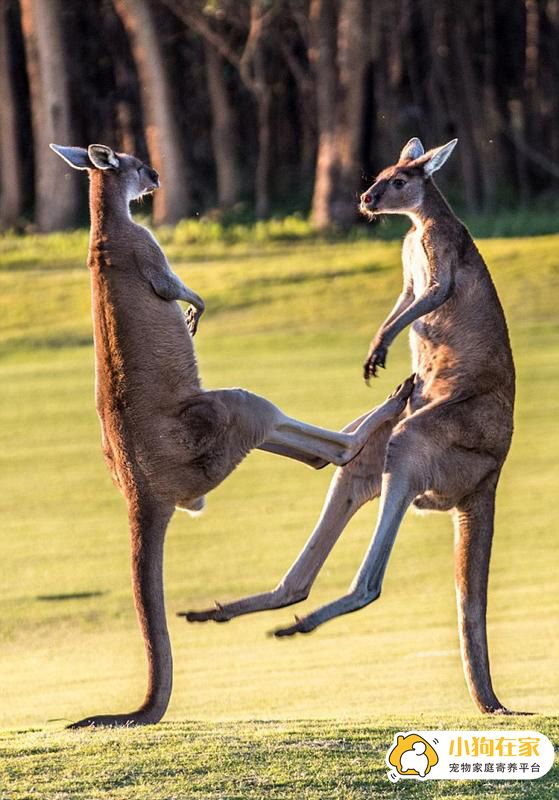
[360,187,382,213]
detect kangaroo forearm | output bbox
[138,247,205,313]
[380,289,414,330]
[175,281,205,312]
[380,283,452,346]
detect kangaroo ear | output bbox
[50,144,92,170]
[422,139,458,176]
[399,137,424,161]
[88,144,120,170]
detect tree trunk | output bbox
[449,10,484,211]
[523,0,540,188]
[19,0,80,231]
[161,0,275,220]
[430,3,481,212]
[309,0,339,229]
[480,0,500,211]
[253,42,271,219]
[419,0,447,145]
[335,0,368,220]
[310,0,367,229]
[238,0,274,219]
[0,0,23,228]
[368,0,402,168]
[204,40,240,209]
[114,0,191,224]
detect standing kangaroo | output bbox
[188,139,517,715]
[50,143,413,727]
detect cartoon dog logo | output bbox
[387,733,439,781]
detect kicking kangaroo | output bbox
[50,143,412,727]
[188,139,516,715]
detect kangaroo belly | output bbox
[408,325,457,412]
[408,317,514,416]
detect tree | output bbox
[162,0,277,218]
[0,0,23,228]
[309,0,368,228]
[5,0,559,229]
[19,0,81,231]
[204,39,240,208]
[113,0,192,224]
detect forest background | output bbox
[1,0,559,233]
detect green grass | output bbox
[0,225,557,798]
[1,718,557,799]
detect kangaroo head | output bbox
[360,138,457,218]
[50,143,160,202]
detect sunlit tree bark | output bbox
[114,0,191,224]
[6,0,559,227]
[310,0,368,229]
[19,0,80,231]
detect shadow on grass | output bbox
[241,262,383,289]
[0,333,93,359]
[36,591,105,602]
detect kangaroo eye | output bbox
[392,179,406,189]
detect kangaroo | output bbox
[188,138,517,715]
[50,142,413,727]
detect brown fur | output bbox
[50,143,412,727]
[306,138,516,712]
[190,139,518,715]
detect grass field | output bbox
[0,226,557,798]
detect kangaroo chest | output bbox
[90,271,198,491]
[403,227,430,298]
[402,227,448,403]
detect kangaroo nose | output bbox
[363,193,372,205]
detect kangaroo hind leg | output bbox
[274,417,437,636]
[273,415,500,637]
[265,375,414,467]
[182,418,394,624]
[69,498,174,727]
[454,485,527,714]
[274,457,417,637]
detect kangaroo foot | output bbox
[272,614,317,637]
[481,707,534,716]
[388,373,415,406]
[178,602,231,623]
[359,373,414,429]
[68,710,161,729]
